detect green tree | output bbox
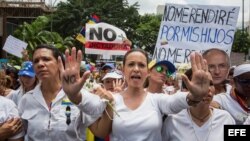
[232,29,250,54]
[11,16,73,65]
[51,0,140,48]
[134,14,161,54]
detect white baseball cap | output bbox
[233,64,250,77]
[102,71,123,80]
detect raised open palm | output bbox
[182,52,210,101]
[58,47,90,104]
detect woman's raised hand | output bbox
[182,52,210,102]
[58,47,90,104]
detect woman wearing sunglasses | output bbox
[212,63,250,124]
[146,59,176,94]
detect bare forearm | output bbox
[89,106,113,138]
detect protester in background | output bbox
[60,47,211,141]
[102,70,124,92]
[99,63,115,80]
[145,59,176,94]
[7,61,38,106]
[0,70,24,141]
[5,67,20,90]
[202,48,231,94]
[212,63,250,124]
[162,69,235,141]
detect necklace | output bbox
[187,109,213,141]
[189,109,211,122]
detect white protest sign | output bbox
[3,35,28,58]
[153,4,240,64]
[85,22,130,57]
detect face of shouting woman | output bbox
[122,51,148,89]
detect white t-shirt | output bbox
[162,108,235,141]
[213,93,248,124]
[110,91,188,141]
[18,83,101,141]
[0,96,24,139]
[77,90,189,141]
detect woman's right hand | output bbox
[0,118,23,140]
[58,47,90,104]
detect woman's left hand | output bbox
[113,79,125,93]
[58,47,90,104]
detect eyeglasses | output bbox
[208,64,229,72]
[155,65,172,77]
[235,77,250,85]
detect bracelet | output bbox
[186,97,201,106]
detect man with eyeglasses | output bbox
[212,63,250,124]
[202,48,231,95]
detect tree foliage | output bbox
[12,16,74,65]
[51,0,140,48]
[134,14,161,54]
[232,29,250,54]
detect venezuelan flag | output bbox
[76,33,86,44]
[86,128,94,141]
[90,14,100,23]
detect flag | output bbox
[76,14,100,44]
[76,33,86,44]
[79,26,85,36]
[90,14,100,23]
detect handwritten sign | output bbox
[3,35,28,58]
[85,22,130,57]
[153,3,240,64]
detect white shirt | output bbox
[111,91,188,141]
[162,108,235,141]
[213,93,249,124]
[0,96,25,139]
[225,84,232,95]
[7,86,35,106]
[244,116,250,125]
[18,83,99,141]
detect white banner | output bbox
[85,22,129,57]
[153,3,240,64]
[3,35,28,58]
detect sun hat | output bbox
[102,70,123,80]
[233,64,250,77]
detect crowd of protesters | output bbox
[0,38,250,141]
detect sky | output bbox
[48,0,249,27]
[127,0,250,26]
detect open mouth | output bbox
[131,75,141,80]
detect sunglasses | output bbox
[155,65,172,77]
[235,77,250,85]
